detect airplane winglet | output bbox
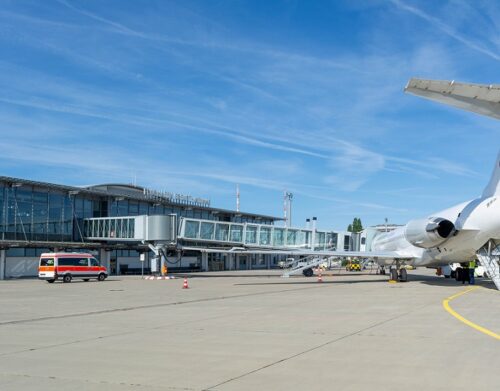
[482,150,500,198]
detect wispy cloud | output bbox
[0,0,494,227]
[391,0,500,62]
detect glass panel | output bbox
[200,222,214,240]
[139,203,148,215]
[296,231,306,247]
[318,232,326,249]
[184,220,200,239]
[344,235,350,251]
[128,201,139,216]
[97,220,103,237]
[118,219,123,238]
[0,185,4,236]
[128,218,135,238]
[273,228,284,246]
[15,189,32,240]
[245,225,257,244]
[62,196,72,240]
[215,223,229,241]
[230,225,243,242]
[259,227,271,245]
[110,219,116,238]
[286,230,297,246]
[32,191,48,241]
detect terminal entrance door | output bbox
[110,258,117,275]
[208,253,224,271]
[238,255,247,270]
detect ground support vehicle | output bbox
[38,253,108,283]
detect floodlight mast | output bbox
[283,191,293,227]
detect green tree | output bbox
[348,218,363,233]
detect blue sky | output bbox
[0,0,499,230]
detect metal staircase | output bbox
[476,240,500,290]
[282,255,324,277]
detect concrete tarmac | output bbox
[0,269,498,390]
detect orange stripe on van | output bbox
[39,266,55,272]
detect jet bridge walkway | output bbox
[83,215,177,243]
[83,215,340,250]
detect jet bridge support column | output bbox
[201,252,208,272]
[99,248,111,273]
[0,249,5,280]
[226,254,234,270]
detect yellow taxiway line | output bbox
[443,286,500,340]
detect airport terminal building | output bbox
[0,176,355,279]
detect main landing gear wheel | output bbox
[303,268,314,277]
[399,268,408,282]
[390,269,398,281]
[379,268,386,275]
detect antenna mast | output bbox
[236,184,240,212]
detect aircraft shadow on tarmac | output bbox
[234,273,498,290]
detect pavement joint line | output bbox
[0,291,326,358]
[0,284,328,327]
[442,286,500,341]
[203,304,428,391]
[0,372,195,390]
[0,305,281,358]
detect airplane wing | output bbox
[181,246,412,260]
[404,78,500,120]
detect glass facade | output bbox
[0,179,278,244]
[0,185,88,242]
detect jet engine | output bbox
[404,217,455,249]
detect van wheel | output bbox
[303,268,314,277]
[63,274,72,283]
[83,279,90,282]
[47,279,55,283]
[98,273,106,281]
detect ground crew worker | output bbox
[468,259,476,285]
[460,263,468,284]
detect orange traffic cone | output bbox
[317,272,323,283]
[183,278,189,289]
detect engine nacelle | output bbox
[404,217,455,249]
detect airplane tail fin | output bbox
[482,151,500,198]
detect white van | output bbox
[38,253,108,283]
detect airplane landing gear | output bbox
[389,262,409,282]
[378,267,386,275]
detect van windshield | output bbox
[40,258,54,266]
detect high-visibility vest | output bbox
[468,260,476,269]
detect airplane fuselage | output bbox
[371,195,500,267]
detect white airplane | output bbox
[186,79,500,289]
[319,79,500,286]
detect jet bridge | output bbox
[177,217,342,250]
[83,215,177,273]
[84,215,177,243]
[83,215,347,250]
